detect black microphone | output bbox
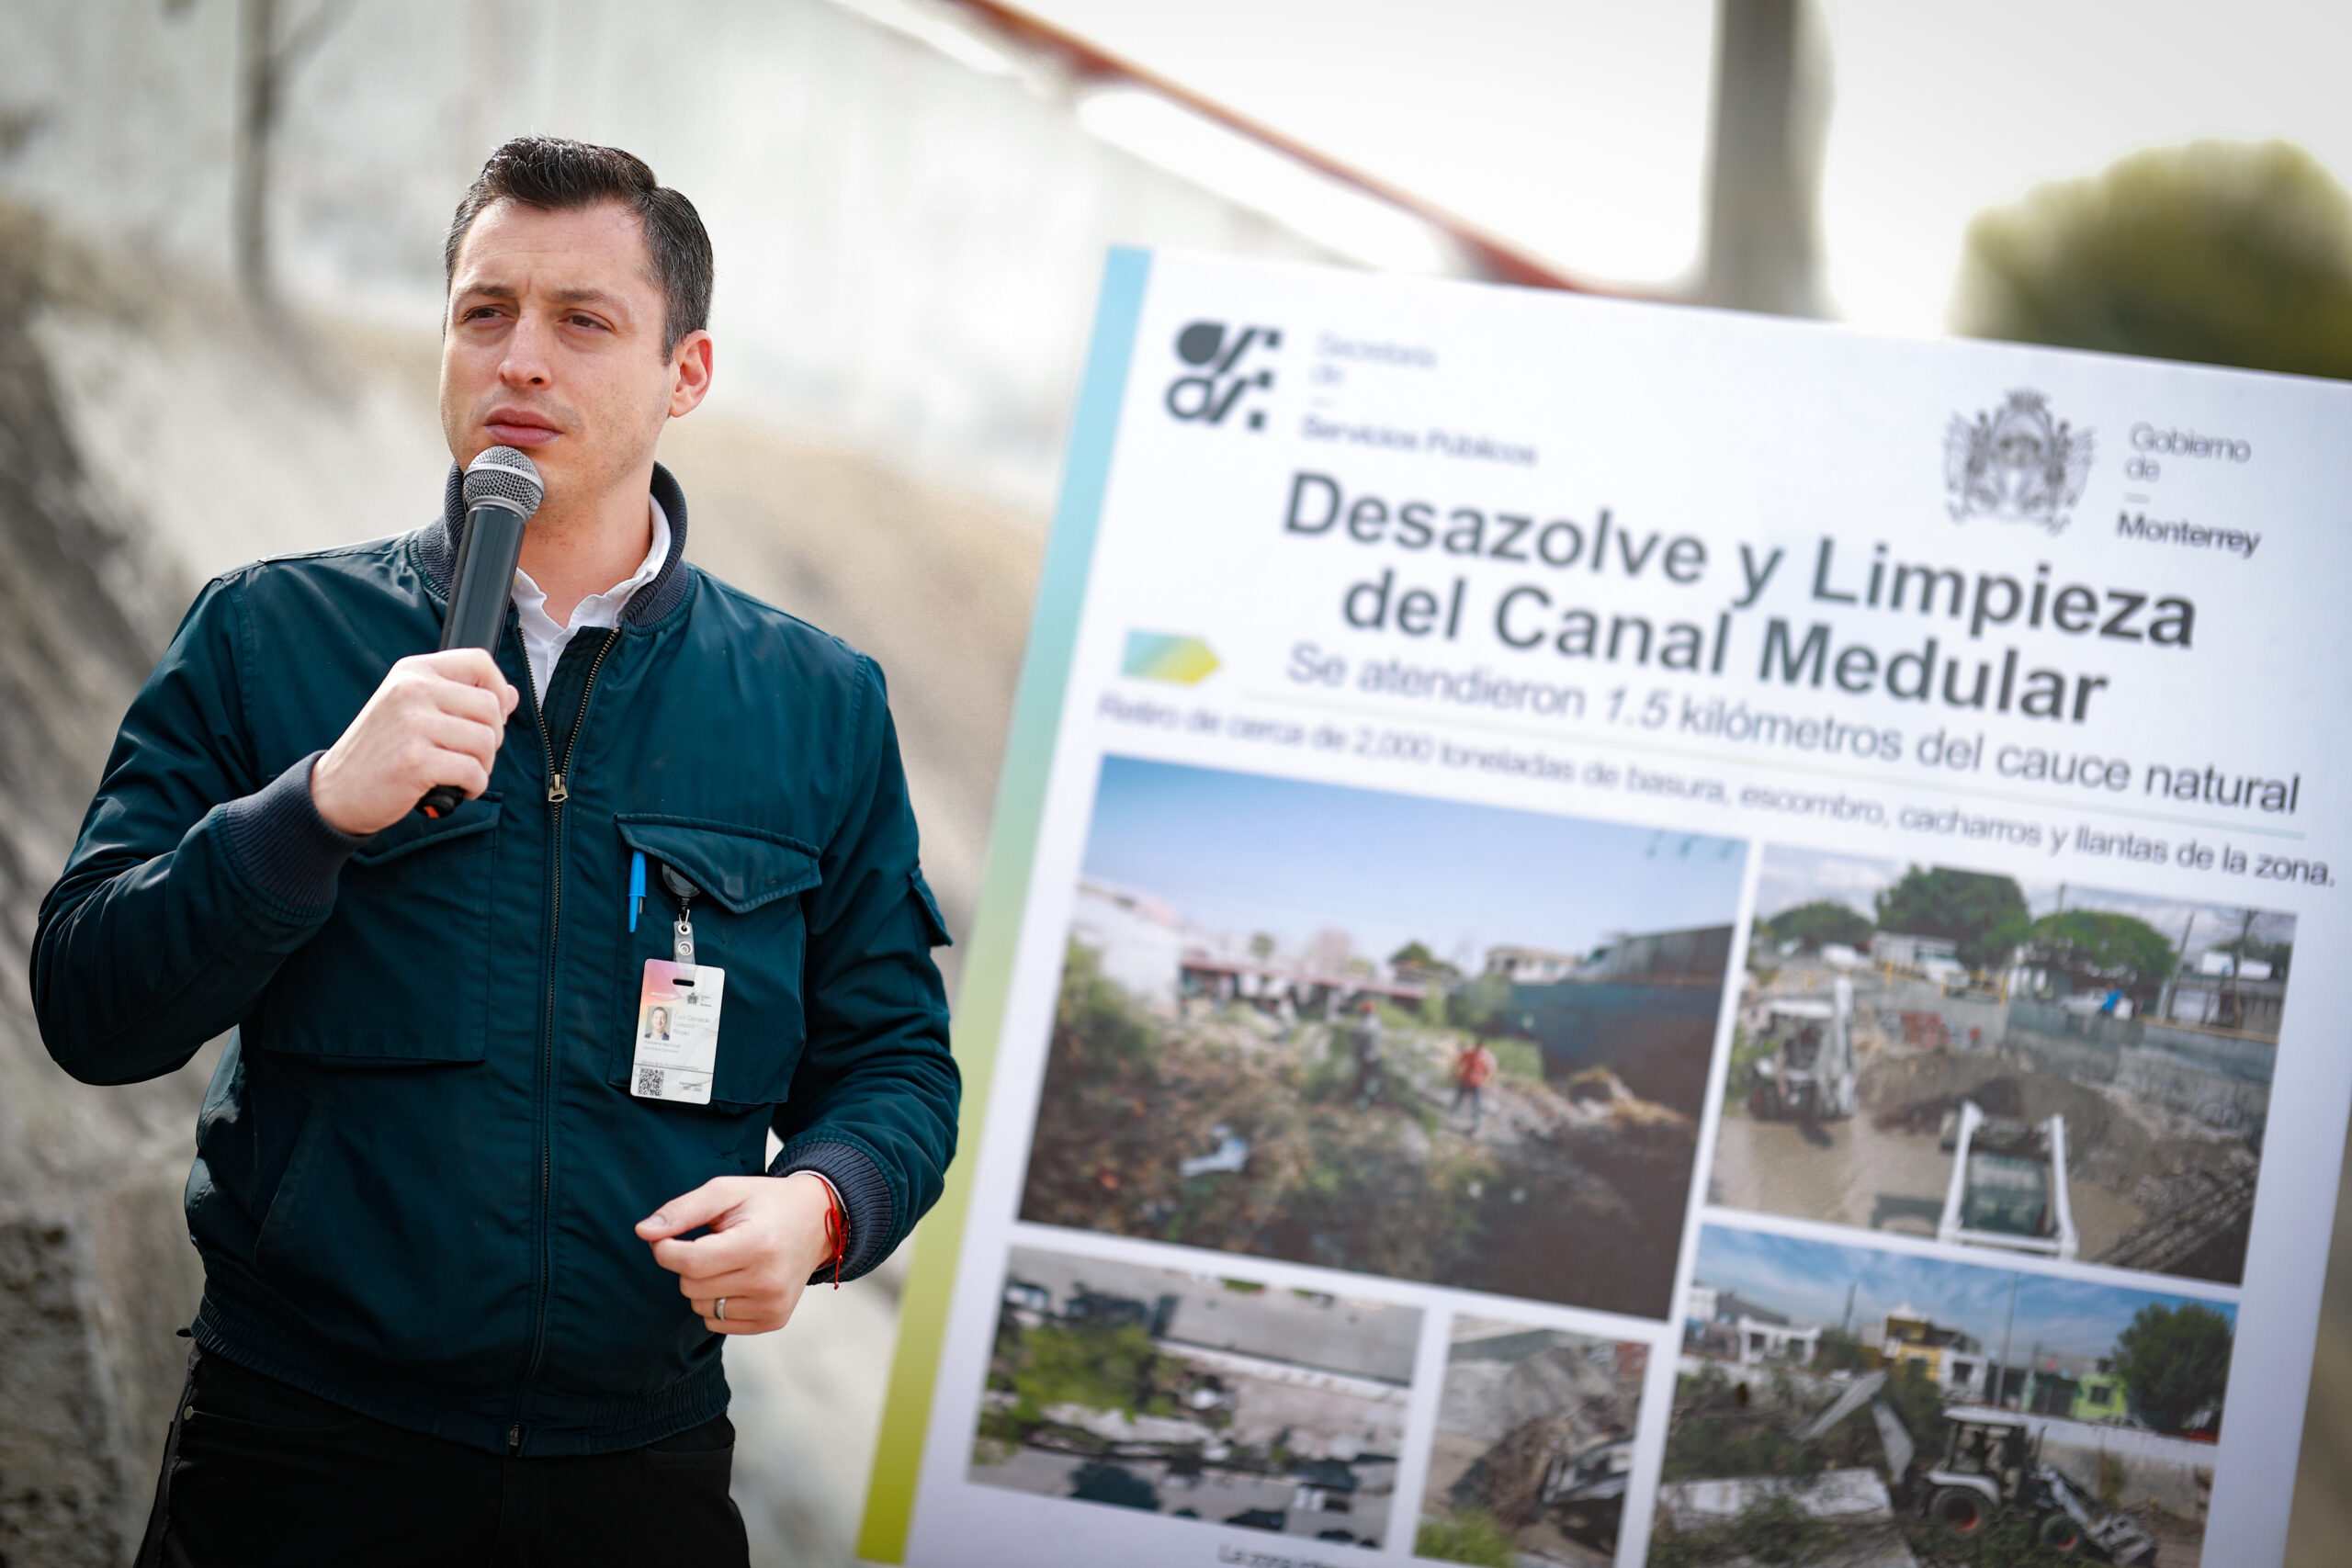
[419,446,543,818]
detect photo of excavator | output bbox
[1656,1368,2167,1566]
[1713,850,2284,1286]
[1917,1406,2156,1564]
[1747,976,1859,1123]
[1937,1102,2080,1261]
[1667,1226,2224,1565]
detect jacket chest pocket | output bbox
[607,816,821,1110]
[263,796,503,1064]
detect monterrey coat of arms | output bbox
[1945,389,2093,533]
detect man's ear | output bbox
[669,330,714,419]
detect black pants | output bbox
[137,1350,750,1568]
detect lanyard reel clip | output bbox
[660,863,701,979]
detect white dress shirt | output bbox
[510,497,671,700]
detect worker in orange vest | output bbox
[1452,1039,1498,1135]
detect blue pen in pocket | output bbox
[628,850,646,932]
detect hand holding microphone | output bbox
[311,448,541,836]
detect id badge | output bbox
[631,959,725,1104]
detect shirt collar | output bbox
[511,496,672,636]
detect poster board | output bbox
[862,246,2351,1567]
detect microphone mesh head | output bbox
[462,446,545,517]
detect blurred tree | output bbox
[1003,1321,1168,1422]
[1953,140,2352,379]
[2213,932,2292,978]
[166,0,356,304]
[1248,931,1276,961]
[1764,899,1872,953]
[1874,866,2029,974]
[1448,970,1514,1037]
[2021,909,2176,1004]
[1388,940,1461,987]
[1388,942,1460,1028]
[2111,1301,2234,1435]
[1055,941,1159,1072]
[1811,1326,1871,1374]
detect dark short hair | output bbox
[444,136,713,354]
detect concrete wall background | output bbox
[0,211,211,1565]
[0,0,1344,514]
[2004,1024,2272,1137]
[2007,1411,2216,1517]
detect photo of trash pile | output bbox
[967,1247,1418,1549]
[1712,848,2284,1284]
[1657,1225,2224,1568]
[1415,1319,1649,1567]
[1017,756,1747,1315]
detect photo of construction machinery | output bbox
[1747,976,1859,1122]
[1917,1408,2154,1562]
[1660,1225,2227,1567]
[1712,848,2287,1285]
[1019,757,1746,1317]
[1657,1367,2162,1566]
[1939,1102,2077,1260]
[1542,1438,1638,1546]
[1415,1319,1648,1566]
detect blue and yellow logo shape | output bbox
[1122,631,1220,685]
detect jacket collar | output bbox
[416,460,693,627]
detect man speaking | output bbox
[31,137,959,1565]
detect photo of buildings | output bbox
[1018,755,1747,1316]
[1657,1225,2227,1567]
[1711,847,2286,1284]
[968,1247,1419,1549]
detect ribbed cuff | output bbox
[220,750,367,913]
[772,1140,893,1282]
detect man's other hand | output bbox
[636,1173,837,1335]
[311,649,519,835]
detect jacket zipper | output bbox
[510,626,619,1455]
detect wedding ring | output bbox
[715,1297,727,1322]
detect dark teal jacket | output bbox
[31,466,958,1456]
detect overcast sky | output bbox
[1696,1224,2235,1363]
[1080,754,1745,967]
[1019,0,2352,335]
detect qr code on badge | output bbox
[635,1066,665,1097]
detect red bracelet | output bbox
[822,1181,847,1289]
